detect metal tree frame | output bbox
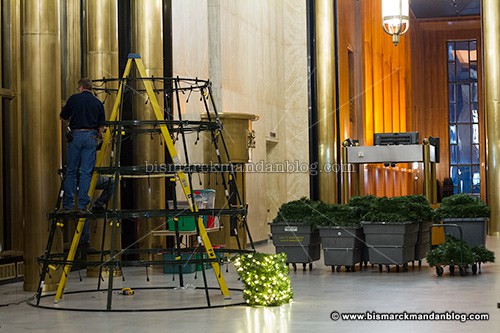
[32,53,254,311]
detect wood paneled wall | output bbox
[338,0,365,199]
[356,0,415,197]
[411,17,483,198]
[337,0,358,141]
[361,0,412,146]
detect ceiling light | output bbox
[382,0,410,46]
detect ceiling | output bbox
[410,0,480,19]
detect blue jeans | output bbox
[80,175,115,243]
[63,130,98,211]
[94,175,115,208]
[80,175,116,244]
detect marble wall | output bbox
[283,1,309,212]
[171,0,309,242]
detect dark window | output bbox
[447,40,480,196]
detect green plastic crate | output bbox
[167,216,197,231]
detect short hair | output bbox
[78,78,93,90]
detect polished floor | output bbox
[1,237,500,333]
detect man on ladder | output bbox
[60,78,106,249]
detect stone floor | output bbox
[0,236,499,332]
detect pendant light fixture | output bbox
[382,0,410,46]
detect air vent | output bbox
[0,263,16,281]
[17,261,24,277]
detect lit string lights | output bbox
[234,253,293,306]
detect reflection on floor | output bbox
[1,237,500,332]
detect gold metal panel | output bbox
[131,0,166,254]
[4,0,23,252]
[482,0,500,235]
[21,0,62,291]
[86,0,119,90]
[85,0,120,257]
[315,0,338,203]
[62,0,81,100]
[0,9,3,253]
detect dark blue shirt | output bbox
[60,91,105,130]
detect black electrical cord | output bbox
[0,294,37,308]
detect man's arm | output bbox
[97,101,106,135]
[60,96,73,120]
[97,102,106,141]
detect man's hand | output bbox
[97,131,103,145]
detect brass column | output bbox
[315,0,338,203]
[2,0,23,254]
[85,0,120,273]
[86,0,118,83]
[482,0,500,236]
[21,0,62,291]
[131,0,166,256]
[0,9,3,249]
[60,0,81,248]
[62,0,81,99]
[341,141,349,204]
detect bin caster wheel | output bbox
[436,266,444,276]
[459,266,466,276]
[418,259,422,268]
[449,265,455,275]
[403,263,408,272]
[472,263,478,275]
[350,265,355,272]
[378,264,383,273]
[336,265,341,272]
[309,263,313,271]
[396,265,400,272]
[292,263,297,271]
[302,263,307,271]
[386,265,390,273]
[331,266,335,272]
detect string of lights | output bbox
[234,253,293,306]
